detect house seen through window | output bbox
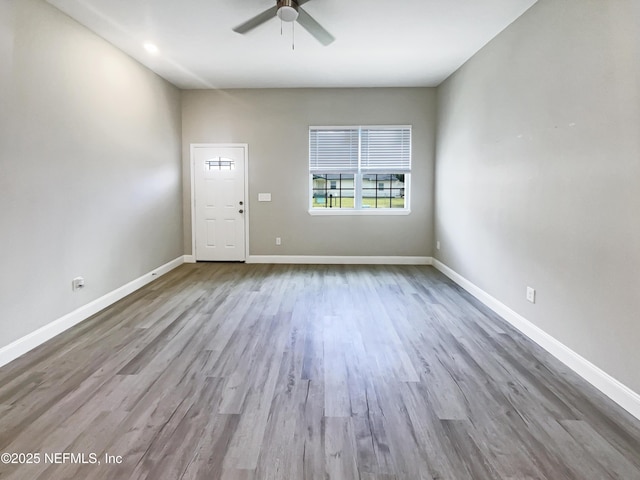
[309,126,411,212]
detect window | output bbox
[312,174,354,208]
[205,157,235,171]
[309,126,411,214]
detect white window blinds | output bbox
[309,129,359,173]
[360,127,411,172]
[309,126,411,173]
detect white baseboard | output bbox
[0,256,185,369]
[246,255,433,265]
[183,255,196,263]
[432,259,640,422]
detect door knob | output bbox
[239,201,244,205]
[239,209,244,214]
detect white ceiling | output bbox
[47,0,537,90]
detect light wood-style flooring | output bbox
[0,263,639,479]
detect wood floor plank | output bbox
[323,315,352,418]
[559,419,640,480]
[0,263,639,480]
[371,378,448,480]
[180,413,241,480]
[253,310,308,480]
[365,411,397,476]
[295,379,325,480]
[223,310,292,470]
[440,419,502,480]
[324,416,359,480]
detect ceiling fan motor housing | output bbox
[277,0,299,22]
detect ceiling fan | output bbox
[233,0,335,46]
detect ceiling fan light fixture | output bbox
[276,0,298,22]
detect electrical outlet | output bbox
[526,286,536,303]
[72,277,85,291]
[276,237,281,246]
[436,241,440,250]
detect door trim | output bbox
[190,143,249,261]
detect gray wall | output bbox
[435,0,640,392]
[182,88,436,257]
[0,0,183,348]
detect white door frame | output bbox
[190,143,249,261]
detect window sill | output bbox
[308,209,411,216]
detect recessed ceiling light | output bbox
[144,43,159,55]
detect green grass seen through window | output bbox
[312,197,405,208]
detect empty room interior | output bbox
[1,0,640,478]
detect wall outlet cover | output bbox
[526,286,536,303]
[72,277,85,291]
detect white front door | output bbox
[193,145,247,261]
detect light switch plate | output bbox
[258,193,272,202]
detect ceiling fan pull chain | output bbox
[292,21,295,50]
[280,17,283,36]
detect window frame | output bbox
[308,125,412,216]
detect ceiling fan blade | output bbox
[297,0,312,5]
[296,7,335,46]
[233,6,278,34]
